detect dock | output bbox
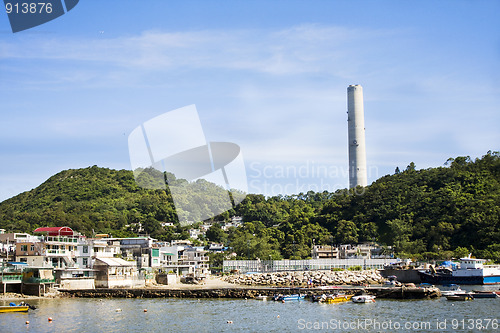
[61,285,441,299]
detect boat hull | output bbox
[446,295,473,301]
[0,306,29,313]
[278,294,305,301]
[469,292,499,299]
[418,271,500,285]
[352,295,376,303]
[319,295,353,304]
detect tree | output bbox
[405,162,416,172]
[386,218,411,253]
[206,224,227,243]
[335,220,358,244]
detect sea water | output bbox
[1,287,499,332]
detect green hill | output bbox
[1,151,499,260]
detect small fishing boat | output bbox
[0,306,29,313]
[255,294,269,301]
[446,294,473,301]
[0,303,30,313]
[440,284,463,296]
[278,294,305,301]
[469,291,499,299]
[318,294,353,304]
[352,295,376,303]
[384,276,397,286]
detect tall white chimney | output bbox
[347,84,367,188]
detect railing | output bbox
[161,262,190,267]
[42,236,81,243]
[223,258,396,273]
[45,249,72,255]
[23,277,55,284]
[0,274,22,282]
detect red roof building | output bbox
[33,227,75,236]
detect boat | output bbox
[446,294,473,301]
[384,275,397,286]
[418,258,500,285]
[255,294,269,301]
[0,302,30,313]
[0,306,29,313]
[440,284,463,296]
[318,294,353,304]
[277,294,305,301]
[352,295,376,303]
[468,291,499,299]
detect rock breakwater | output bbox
[223,270,385,287]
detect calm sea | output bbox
[1,286,499,332]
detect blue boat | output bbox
[276,294,305,301]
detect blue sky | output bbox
[1,0,499,201]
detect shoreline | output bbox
[59,285,441,300]
[1,276,441,301]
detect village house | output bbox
[15,227,86,269]
[93,257,141,288]
[311,245,339,259]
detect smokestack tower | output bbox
[347,84,367,188]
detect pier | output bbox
[61,286,441,300]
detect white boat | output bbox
[352,295,376,303]
[255,294,268,301]
[419,258,500,285]
[384,275,397,286]
[440,284,463,296]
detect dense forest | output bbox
[0,151,499,261]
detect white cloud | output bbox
[0,23,499,200]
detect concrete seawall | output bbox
[61,286,441,300]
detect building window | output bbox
[30,244,35,251]
[83,258,88,266]
[83,246,88,254]
[21,245,27,252]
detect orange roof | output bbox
[33,227,74,236]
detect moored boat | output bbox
[318,294,353,304]
[419,258,500,285]
[468,291,499,299]
[277,294,305,301]
[446,294,473,301]
[352,295,376,303]
[255,294,269,301]
[384,275,397,286]
[0,305,30,313]
[440,284,463,296]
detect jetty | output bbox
[61,285,441,300]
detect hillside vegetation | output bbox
[0,151,499,261]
